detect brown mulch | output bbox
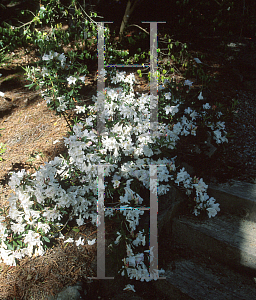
[0,86,69,209]
[0,48,100,299]
[0,222,98,300]
[0,219,119,300]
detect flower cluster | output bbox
[0,70,221,282]
[25,51,88,113]
[121,244,165,281]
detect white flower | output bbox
[164,92,172,100]
[0,92,5,97]
[75,237,85,246]
[58,53,66,65]
[58,233,65,239]
[190,111,198,120]
[198,91,204,100]
[206,197,220,218]
[23,231,41,253]
[184,107,192,114]
[57,96,67,112]
[124,73,135,84]
[175,167,191,186]
[41,67,49,77]
[34,244,45,256]
[67,76,77,85]
[193,178,208,195]
[74,106,86,114]
[113,179,120,188]
[165,105,179,116]
[64,237,74,243]
[85,116,93,127]
[126,244,134,256]
[40,5,46,12]
[0,249,16,266]
[111,76,118,84]
[207,207,219,218]
[79,75,86,82]
[132,230,146,246]
[216,121,225,130]
[123,284,136,292]
[114,231,122,245]
[203,103,211,110]
[184,79,193,87]
[11,223,25,235]
[42,51,56,61]
[213,129,222,143]
[37,222,50,234]
[88,238,96,245]
[42,53,51,61]
[194,58,202,64]
[193,208,199,216]
[76,214,84,226]
[217,111,223,118]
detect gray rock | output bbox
[47,282,85,300]
[208,180,256,220]
[158,184,187,235]
[153,257,256,300]
[0,98,14,112]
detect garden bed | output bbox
[0,32,256,299]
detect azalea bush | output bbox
[0,70,222,282]
[24,50,88,116]
[0,0,231,283]
[22,2,201,94]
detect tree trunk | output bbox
[119,0,141,41]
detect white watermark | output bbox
[89,21,166,280]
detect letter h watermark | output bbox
[89,21,166,280]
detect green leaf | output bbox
[72,228,80,232]
[25,83,36,89]
[7,243,13,250]
[42,236,51,243]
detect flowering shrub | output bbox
[158,80,228,147]
[0,70,222,282]
[24,50,88,114]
